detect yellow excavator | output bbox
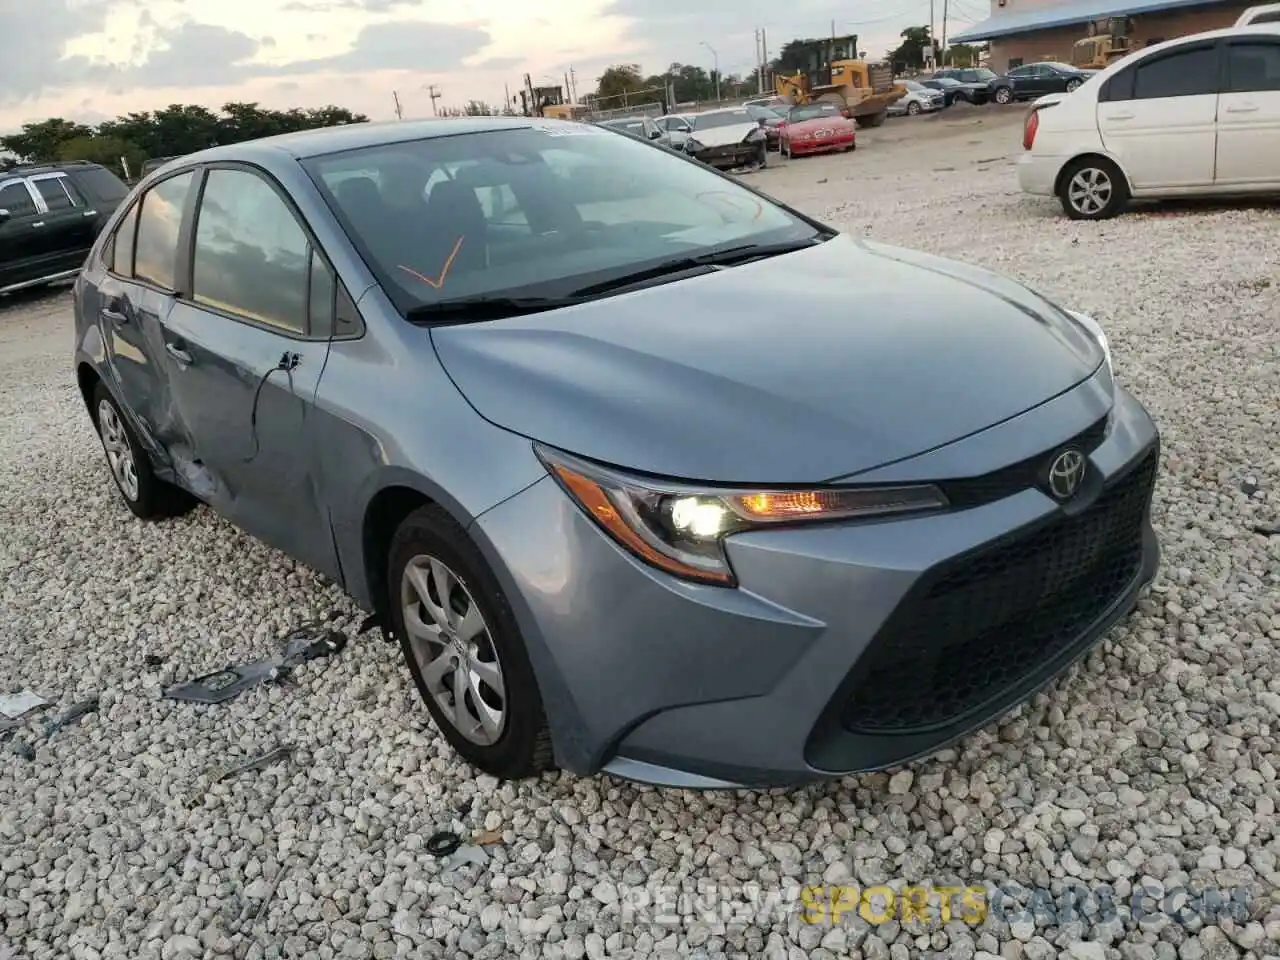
[1072,17,1135,69]
[774,34,904,128]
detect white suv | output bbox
[1238,3,1280,25]
[1017,23,1280,219]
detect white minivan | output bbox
[1237,3,1280,25]
[1017,23,1280,219]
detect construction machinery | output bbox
[517,77,589,120]
[1071,17,1134,69]
[773,34,904,128]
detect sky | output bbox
[0,0,987,132]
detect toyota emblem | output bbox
[1047,449,1087,501]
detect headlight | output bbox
[685,138,705,152]
[1065,309,1112,374]
[537,446,949,586]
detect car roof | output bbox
[172,116,563,165]
[1088,22,1280,80]
[2,160,107,176]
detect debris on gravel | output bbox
[1,119,1277,960]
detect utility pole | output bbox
[392,90,403,120]
[929,0,937,70]
[427,84,441,116]
[569,66,578,102]
[504,82,512,115]
[700,41,720,102]
[941,0,949,66]
[761,28,768,94]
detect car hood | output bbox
[790,116,852,132]
[689,124,758,147]
[430,234,1104,484]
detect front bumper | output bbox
[474,379,1160,788]
[789,133,856,155]
[696,142,765,168]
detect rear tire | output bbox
[907,100,921,116]
[1058,156,1129,220]
[92,382,193,520]
[389,504,555,781]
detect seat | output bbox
[418,180,488,276]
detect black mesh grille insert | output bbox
[937,416,1110,509]
[839,449,1157,734]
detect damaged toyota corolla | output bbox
[73,117,1160,788]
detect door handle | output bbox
[101,295,127,325]
[1225,104,1258,113]
[31,221,45,228]
[1106,112,1134,121]
[165,342,194,365]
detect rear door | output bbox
[1215,37,1280,186]
[1097,40,1221,189]
[0,178,45,290]
[28,173,101,272]
[158,163,341,576]
[99,170,200,456]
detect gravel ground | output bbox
[2,115,1278,960]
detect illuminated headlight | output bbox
[537,446,949,586]
[1065,309,1112,374]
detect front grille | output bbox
[839,449,1157,734]
[938,415,1110,509]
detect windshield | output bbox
[1040,61,1077,72]
[903,80,925,92]
[303,124,818,315]
[607,119,647,136]
[691,109,754,130]
[789,103,843,122]
[933,77,960,86]
[961,69,997,82]
[746,105,776,121]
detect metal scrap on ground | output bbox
[163,624,347,704]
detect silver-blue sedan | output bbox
[73,117,1160,788]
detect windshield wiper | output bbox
[405,295,588,324]
[568,233,834,298]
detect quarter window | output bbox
[134,171,195,290]
[1131,45,1218,99]
[192,168,310,334]
[1226,42,1280,93]
[0,180,37,217]
[111,203,139,276]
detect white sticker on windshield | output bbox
[533,123,604,136]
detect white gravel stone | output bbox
[1,112,1277,960]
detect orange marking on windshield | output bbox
[397,236,465,289]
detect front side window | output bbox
[1131,45,1218,99]
[1008,67,1030,78]
[789,103,843,122]
[134,171,194,290]
[1226,41,1280,93]
[304,125,819,318]
[192,168,311,334]
[0,180,37,217]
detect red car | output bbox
[779,102,856,158]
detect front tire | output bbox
[92,382,192,520]
[994,86,1013,104]
[1066,78,1082,92]
[907,100,921,116]
[389,504,554,780]
[1058,156,1129,220]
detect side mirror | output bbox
[649,129,662,140]
[0,209,9,224]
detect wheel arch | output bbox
[76,362,103,422]
[1053,150,1133,197]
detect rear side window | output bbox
[0,180,37,217]
[1131,45,1219,99]
[134,171,195,290]
[1226,41,1280,92]
[32,178,73,212]
[191,168,311,334]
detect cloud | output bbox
[281,0,424,10]
[0,0,114,105]
[268,20,491,75]
[126,22,263,88]
[473,56,524,71]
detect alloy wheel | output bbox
[1066,79,1082,92]
[908,100,921,115]
[97,399,139,502]
[995,87,1012,104]
[400,553,506,746]
[1067,167,1112,216]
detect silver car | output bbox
[73,117,1160,788]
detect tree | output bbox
[946,43,984,66]
[463,100,496,116]
[0,118,95,164]
[0,101,369,174]
[888,26,934,71]
[594,64,645,99]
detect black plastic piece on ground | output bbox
[426,831,462,857]
[163,624,348,705]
